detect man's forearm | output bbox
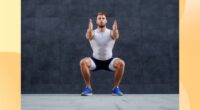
[86,29,94,40]
[112,30,119,39]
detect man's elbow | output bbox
[114,33,119,39]
[85,33,89,39]
[115,35,119,40]
[112,35,119,40]
[86,34,93,40]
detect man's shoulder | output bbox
[106,28,111,31]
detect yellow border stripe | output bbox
[0,0,20,53]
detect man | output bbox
[80,12,125,96]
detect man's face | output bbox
[96,15,107,28]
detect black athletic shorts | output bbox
[90,57,114,71]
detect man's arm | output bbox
[111,19,119,40]
[86,19,94,40]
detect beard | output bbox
[98,22,106,28]
[99,25,105,28]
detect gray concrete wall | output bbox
[22,0,179,94]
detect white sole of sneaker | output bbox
[112,93,123,96]
[81,93,93,96]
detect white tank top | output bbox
[89,28,115,60]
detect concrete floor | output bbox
[22,94,178,110]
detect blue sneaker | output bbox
[112,86,123,96]
[81,87,93,96]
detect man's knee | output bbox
[115,59,125,69]
[80,58,90,67]
[80,59,86,67]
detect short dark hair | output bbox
[96,12,108,18]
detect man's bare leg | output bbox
[112,59,125,89]
[80,57,92,89]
